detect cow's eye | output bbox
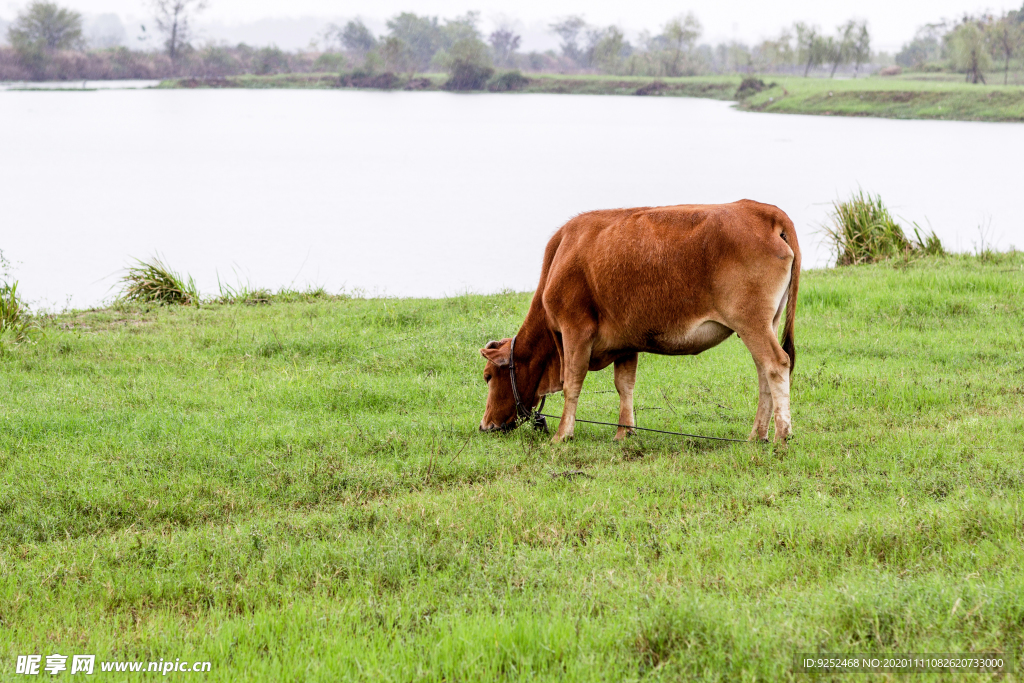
[484,374,492,384]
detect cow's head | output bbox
[479,336,563,432]
[479,338,517,431]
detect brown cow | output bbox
[479,199,800,443]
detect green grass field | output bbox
[161,71,1024,122]
[2,254,1024,680]
[740,74,1024,122]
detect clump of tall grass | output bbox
[119,256,200,305]
[0,285,39,345]
[822,191,945,266]
[0,249,35,344]
[0,281,26,332]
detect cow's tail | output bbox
[781,231,800,375]
[529,229,563,310]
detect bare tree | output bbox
[489,26,521,68]
[989,15,1023,84]
[795,23,826,76]
[152,0,207,61]
[827,21,856,77]
[849,21,871,76]
[549,15,587,63]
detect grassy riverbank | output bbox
[159,71,1024,122]
[2,254,1024,681]
[741,75,1024,122]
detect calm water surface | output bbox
[2,89,1022,308]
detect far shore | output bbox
[152,71,1024,123]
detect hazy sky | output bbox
[3,0,1022,52]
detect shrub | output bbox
[445,62,493,90]
[487,70,530,92]
[120,256,200,305]
[823,191,944,266]
[345,71,400,89]
[312,52,347,73]
[440,37,494,91]
[735,77,766,98]
[253,46,290,75]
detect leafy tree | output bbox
[340,19,377,55]
[590,26,630,73]
[661,13,702,76]
[549,15,587,63]
[896,24,945,68]
[753,30,794,71]
[988,15,1023,84]
[7,1,84,51]
[440,12,481,48]
[151,0,208,61]
[795,23,828,76]
[489,26,521,67]
[947,18,991,83]
[385,13,443,70]
[826,20,857,77]
[379,36,414,73]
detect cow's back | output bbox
[541,200,797,357]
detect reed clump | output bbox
[0,250,34,343]
[120,257,200,306]
[0,281,27,334]
[823,191,945,266]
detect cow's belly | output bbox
[650,320,734,355]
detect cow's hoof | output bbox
[613,428,636,441]
[551,433,574,444]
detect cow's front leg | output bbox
[553,330,594,443]
[613,353,638,441]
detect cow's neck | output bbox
[512,298,559,408]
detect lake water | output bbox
[2,88,1022,309]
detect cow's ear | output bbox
[480,342,510,367]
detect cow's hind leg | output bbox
[749,361,774,442]
[738,326,792,442]
[553,328,595,443]
[613,353,638,441]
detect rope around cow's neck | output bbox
[506,335,748,444]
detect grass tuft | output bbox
[823,191,946,266]
[119,256,200,306]
[214,276,272,305]
[0,279,25,329]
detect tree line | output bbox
[329,12,877,79]
[896,10,1024,84]
[2,1,1023,84]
